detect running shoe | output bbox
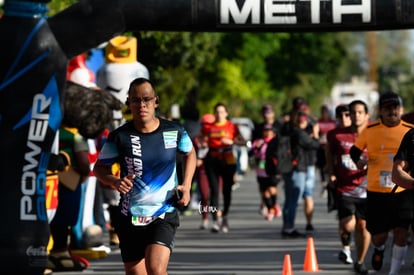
[371,248,384,271]
[199,219,208,230]
[281,229,305,238]
[274,204,282,217]
[211,221,220,233]
[265,211,274,221]
[221,216,229,233]
[305,224,314,232]
[354,262,368,275]
[338,249,353,264]
[232,182,240,191]
[260,203,268,217]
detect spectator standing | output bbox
[281,109,320,237]
[93,78,196,275]
[202,103,245,233]
[251,124,281,221]
[326,101,371,274]
[293,98,319,233]
[350,92,414,274]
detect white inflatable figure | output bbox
[97,36,149,127]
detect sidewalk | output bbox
[58,169,414,275]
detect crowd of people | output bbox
[189,92,414,275]
[45,74,414,275]
[43,44,414,275]
[5,2,414,275]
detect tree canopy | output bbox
[44,1,414,120]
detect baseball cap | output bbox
[292,96,307,109]
[201,113,215,124]
[297,103,309,111]
[261,104,274,114]
[379,92,402,108]
[297,111,308,122]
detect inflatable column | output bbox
[0,1,127,273]
[0,3,65,274]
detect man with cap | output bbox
[350,91,414,274]
[253,104,281,141]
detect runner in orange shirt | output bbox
[350,92,414,274]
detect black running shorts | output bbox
[116,211,180,263]
[366,190,413,235]
[337,196,367,221]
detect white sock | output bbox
[388,244,407,275]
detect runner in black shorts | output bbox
[251,123,281,221]
[338,197,367,223]
[392,127,414,273]
[117,211,180,262]
[326,101,370,274]
[366,191,413,236]
[350,92,414,274]
[94,78,196,274]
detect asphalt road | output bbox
[57,169,414,275]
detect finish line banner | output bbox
[123,0,414,32]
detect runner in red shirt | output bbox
[326,101,370,274]
[202,103,245,233]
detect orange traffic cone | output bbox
[282,254,293,275]
[303,237,320,272]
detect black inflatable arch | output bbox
[1,0,413,274]
[121,0,414,32]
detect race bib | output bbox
[131,213,166,226]
[259,159,266,169]
[379,170,395,188]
